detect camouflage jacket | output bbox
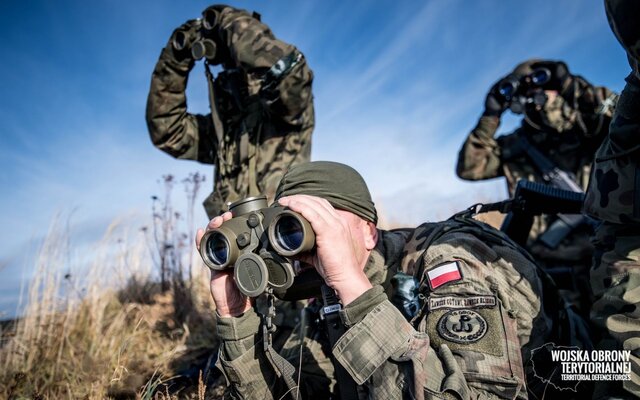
[584,74,640,224]
[215,217,552,399]
[146,6,314,218]
[456,81,615,251]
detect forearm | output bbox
[145,46,216,163]
[216,309,277,399]
[456,116,502,180]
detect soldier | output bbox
[583,1,640,398]
[146,4,314,219]
[197,161,556,399]
[456,60,617,316]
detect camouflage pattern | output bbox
[214,217,553,399]
[581,2,640,398]
[146,5,314,219]
[457,67,616,317]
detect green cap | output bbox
[275,161,378,224]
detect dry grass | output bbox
[0,216,224,399]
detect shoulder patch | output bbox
[426,261,462,290]
[437,309,488,344]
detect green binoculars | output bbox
[199,196,315,297]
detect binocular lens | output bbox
[202,8,218,31]
[499,81,517,100]
[172,31,188,51]
[206,232,229,266]
[531,68,551,86]
[275,216,304,252]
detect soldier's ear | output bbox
[364,221,378,250]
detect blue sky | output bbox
[0,1,631,316]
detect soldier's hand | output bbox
[196,212,252,318]
[483,80,509,117]
[278,195,373,305]
[168,19,202,65]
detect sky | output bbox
[0,0,631,317]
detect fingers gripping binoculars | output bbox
[199,196,315,297]
[172,7,220,61]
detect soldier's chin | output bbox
[273,268,323,301]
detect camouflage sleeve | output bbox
[145,43,217,164]
[584,74,640,223]
[456,116,504,181]
[215,6,314,128]
[334,232,536,400]
[215,309,279,399]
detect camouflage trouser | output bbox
[590,222,640,399]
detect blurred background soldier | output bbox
[456,59,617,317]
[584,1,640,398]
[146,4,314,219]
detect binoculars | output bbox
[172,7,220,61]
[498,67,551,114]
[199,196,316,297]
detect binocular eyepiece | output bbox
[498,67,552,114]
[199,196,316,297]
[498,67,552,101]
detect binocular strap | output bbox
[321,285,359,400]
[261,291,299,399]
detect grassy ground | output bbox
[0,218,226,399]
[0,174,230,399]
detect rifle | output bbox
[518,135,587,248]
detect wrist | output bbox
[333,271,373,306]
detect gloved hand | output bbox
[483,80,509,117]
[167,19,202,66]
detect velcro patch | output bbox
[437,309,487,344]
[426,261,462,290]
[428,295,496,311]
[426,304,504,357]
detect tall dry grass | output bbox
[0,174,225,399]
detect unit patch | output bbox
[429,295,496,311]
[437,309,488,344]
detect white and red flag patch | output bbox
[427,261,462,290]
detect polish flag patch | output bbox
[427,261,462,290]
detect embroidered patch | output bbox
[426,261,462,290]
[437,309,488,344]
[428,295,496,311]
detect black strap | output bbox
[320,285,359,400]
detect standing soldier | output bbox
[456,60,617,316]
[584,1,640,398]
[146,4,314,219]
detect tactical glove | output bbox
[483,80,509,117]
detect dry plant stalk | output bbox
[0,174,223,399]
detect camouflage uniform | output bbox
[146,5,314,218]
[457,64,616,316]
[582,1,640,397]
[215,217,554,399]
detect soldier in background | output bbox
[456,60,617,316]
[584,1,640,397]
[146,4,314,219]
[198,161,555,399]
